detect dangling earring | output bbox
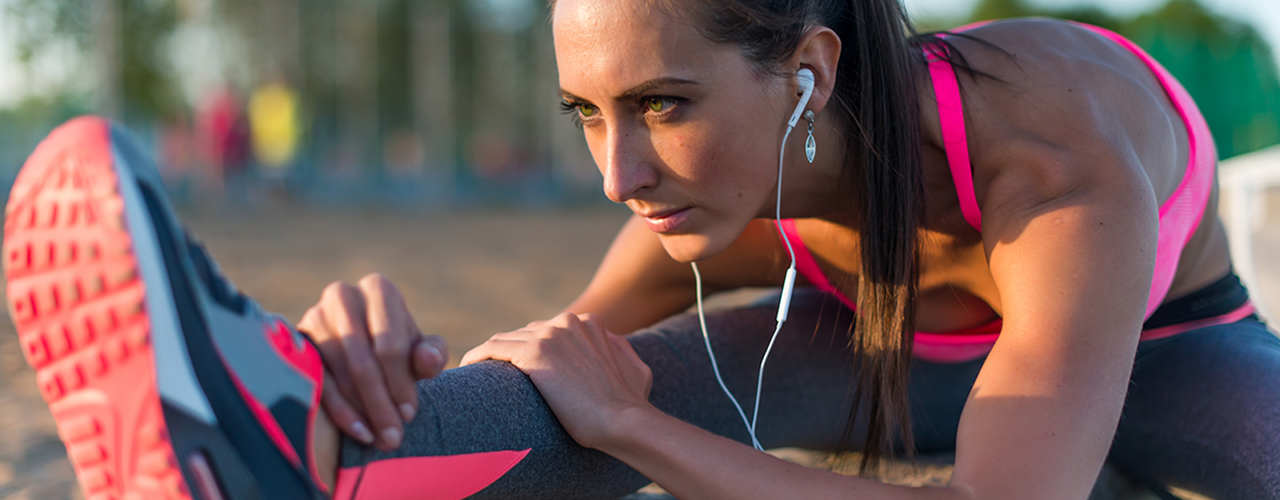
[803,110,816,163]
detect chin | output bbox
[656,229,736,263]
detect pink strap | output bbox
[333,449,531,500]
[924,43,983,232]
[913,337,999,363]
[913,319,1004,363]
[927,22,1217,319]
[1069,22,1217,318]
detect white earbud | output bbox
[786,68,816,131]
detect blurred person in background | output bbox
[157,113,198,200]
[196,86,251,199]
[6,1,1279,500]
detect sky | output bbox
[1,0,1279,108]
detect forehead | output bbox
[552,0,739,95]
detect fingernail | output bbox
[381,427,402,448]
[351,421,374,444]
[400,403,415,422]
[424,344,442,364]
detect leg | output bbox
[336,289,981,498]
[634,290,979,452]
[335,293,843,499]
[1110,317,1280,498]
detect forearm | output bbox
[560,216,697,333]
[563,217,791,334]
[599,406,974,500]
[563,283,695,334]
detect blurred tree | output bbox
[1125,0,1280,158]
[962,0,1280,158]
[4,0,182,121]
[1049,6,1125,33]
[970,0,1034,22]
[215,0,463,178]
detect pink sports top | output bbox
[778,21,1255,363]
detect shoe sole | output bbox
[4,117,203,499]
[7,117,327,500]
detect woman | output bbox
[7,0,1278,498]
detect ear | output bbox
[789,26,841,115]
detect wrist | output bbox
[596,402,664,455]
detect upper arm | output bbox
[949,106,1160,497]
[565,215,789,334]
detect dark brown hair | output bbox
[550,0,985,474]
[656,0,937,473]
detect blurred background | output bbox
[0,0,1278,208]
[1,0,1279,498]
[0,0,599,208]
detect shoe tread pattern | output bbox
[4,118,193,500]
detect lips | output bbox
[639,206,692,233]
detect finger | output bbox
[460,338,528,366]
[359,274,419,423]
[296,305,325,339]
[460,342,492,367]
[577,313,604,330]
[321,370,375,444]
[305,286,384,431]
[301,306,372,423]
[456,329,535,366]
[538,313,586,345]
[412,335,449,380]
[324,283,404,450]
[577,313,612,350]
[546,311,578,329]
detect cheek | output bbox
[659,131,720,182]
[679,127,773,189]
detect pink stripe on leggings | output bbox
[1140,301,1257,342]
[332,449,531,500]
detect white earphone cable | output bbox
[776,125,799,265]
[691,261,764,450]
[691,111,803,452]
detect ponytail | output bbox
[830,0,923,473]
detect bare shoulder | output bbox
[940,18,1187,225]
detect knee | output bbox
[426,360,540,401]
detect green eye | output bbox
[579,105,598,117]
[646,98,668,113]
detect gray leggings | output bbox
[341,288,1280,499]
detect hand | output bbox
[461,313,653,449]
[297,273,448,451]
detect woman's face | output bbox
[553,0,796,262]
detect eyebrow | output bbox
[560,77,700,103]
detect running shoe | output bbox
[4,116,329,499]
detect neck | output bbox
[776,57,953,229]
[771,110,856,223]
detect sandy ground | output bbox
[2,194,1277,499]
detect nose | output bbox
[600,125,657,203]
